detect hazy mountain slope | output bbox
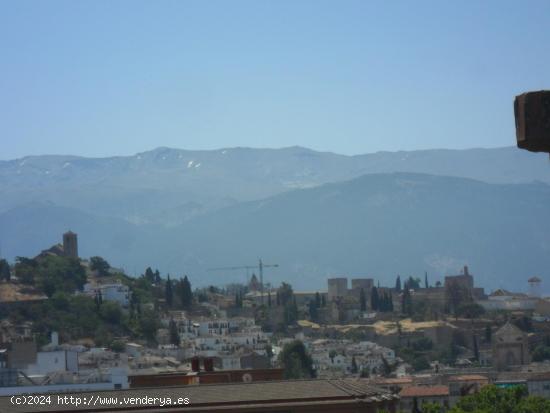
[0,146,548,226]
[0,202,151,270]
[147,173,550,291]
[2,173,549,291]
[353,146,550,184]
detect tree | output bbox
[90,256,110,276]
[284,297,298,325]
[411,337,433,351]
[278,340,315,379]
[402,287,412,316]
[100,301,123,324]
[165,275,174,307]
[19,255,86,296]
[179,276,193,310]
[277,282,294,306]
[308,300,318,321]
[154,269,161,284]
[381,356,392,376]
[395,275,402,292]
[411,356,430,371]
[0,259,10,281]
[137,307,160,343]
[532,345,550,362]
[169,319,180,346]
[485,325,492,343]
[265,344,274,359]
[110,340,125,353]
[144,267,154,282]
[371,286,379,311]
[351,356,358,374]
[405,276,421,290]
[448,385,550,413]
[15,256,38,285]
[456,302,485,319]
[94,291,101,310]
[360,288,367,312]
[473,334,479,362]
[235,291,243,308]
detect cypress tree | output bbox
[169,319,180,346]
[360,288,367,312]
[180,276,193,310]
[165,275,173,307]
[315,292,321,308]
[371,287,379,311]
[395,275,401,292]
[308,300,318,321]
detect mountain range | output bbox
[1,146,549,291]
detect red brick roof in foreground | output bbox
[400,385,449,398]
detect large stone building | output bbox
[327,278,348,301]
[62,231,78,259]
[35,231,79,260]
[351,278,374,299]
[492,322,530,370]
[327,277,374,302]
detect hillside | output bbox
[1,146,548,226]
[3,172,548,291]
[153,172,550,291]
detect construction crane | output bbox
[207,259,279,304]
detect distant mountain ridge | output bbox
[1,146,548,227]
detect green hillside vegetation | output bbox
[1,256,195,348]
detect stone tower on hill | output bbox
[62,231,78,259]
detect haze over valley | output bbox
[1,145,549,291]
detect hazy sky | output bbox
[1,1,549,160]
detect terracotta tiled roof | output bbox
[375,377,414,385]
[448,375,489,382]
[400,385,449,398]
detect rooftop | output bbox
[400,385,450,398]
[448,375,489,382]
[0,379,397,412]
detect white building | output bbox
[83,283,131,307]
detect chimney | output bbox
[191,357,200,372]
[204,358,214,372]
